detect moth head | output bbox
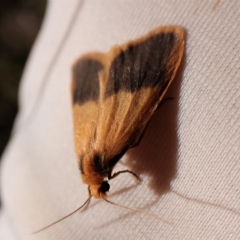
[89,181,110,198]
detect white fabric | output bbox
[1,0,240,239]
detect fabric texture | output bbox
[0,0,239,239]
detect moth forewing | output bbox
[94,26,184,163]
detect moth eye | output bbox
[99,181,110,193]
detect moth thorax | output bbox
[89,181,110,198]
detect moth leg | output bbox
[158,97,174,108]
[84,186,92,209]
[130,129,147,149]
[108,170,141,181]
[88,185,91,196]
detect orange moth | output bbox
[34,26,184,233]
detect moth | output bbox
[34,26,184,233]
[72,25,184,199]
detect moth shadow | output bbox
[125,52,186,196]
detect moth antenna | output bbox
[32,196,92,234]
[102,195,173,225]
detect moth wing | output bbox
[71,53,106,162]
[94,26,185,163]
